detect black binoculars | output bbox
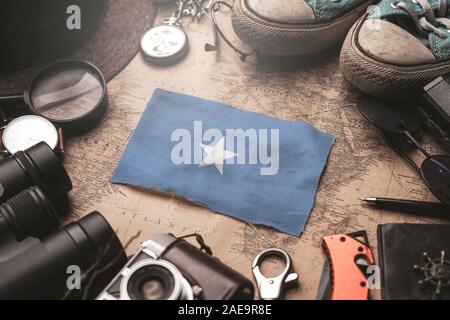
[0,142,126,299]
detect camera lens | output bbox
[123,260,194,300]
[0,142,72,202]
[140,279,165,300]
[0,186,61,240]
[127,265,176,300]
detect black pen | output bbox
[360,197,450,220]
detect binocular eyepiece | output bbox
[0,186,60,241]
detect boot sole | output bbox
[231,0,373,55]
[340,15,450,98]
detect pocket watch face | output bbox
[2,115,58,154]
[140,25,188,63]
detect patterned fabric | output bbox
[368,0,443,18]
[305,0,369,22]
[112,89,335,235]
[367,0,450,61]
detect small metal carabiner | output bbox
[252,248,298,300]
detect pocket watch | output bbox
[140,0,189,65]
[140,22,189,65]
[0,115,64,155]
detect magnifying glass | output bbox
[0,60,107,135]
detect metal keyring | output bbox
[252,248,298,300]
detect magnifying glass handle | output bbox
[0,94,25,103]
[0,94,26,109]
[0,94,27,117]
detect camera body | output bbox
[98,234,254,300]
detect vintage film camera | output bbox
[97,233,255,300]
[0,142,126,299]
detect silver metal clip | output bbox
[252,248,298,300]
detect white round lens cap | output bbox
[2,115,58,154]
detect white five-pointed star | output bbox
[199,137,238,175]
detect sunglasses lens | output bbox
[422,155,450,204]
[358,95,421,133]
[383,130,418,153]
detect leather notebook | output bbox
[378,224,450,300]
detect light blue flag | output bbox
[112,89,335,235]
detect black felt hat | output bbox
[0,0,156,95]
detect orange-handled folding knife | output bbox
[316,231,375,300]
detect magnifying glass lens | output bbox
[30,66,104,121]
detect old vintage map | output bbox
[63,5,445,299]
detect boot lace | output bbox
[393,0,450,38]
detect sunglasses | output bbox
[358,95,450,205]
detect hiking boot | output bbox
[340,0,450,98]
[231,0,374,55]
